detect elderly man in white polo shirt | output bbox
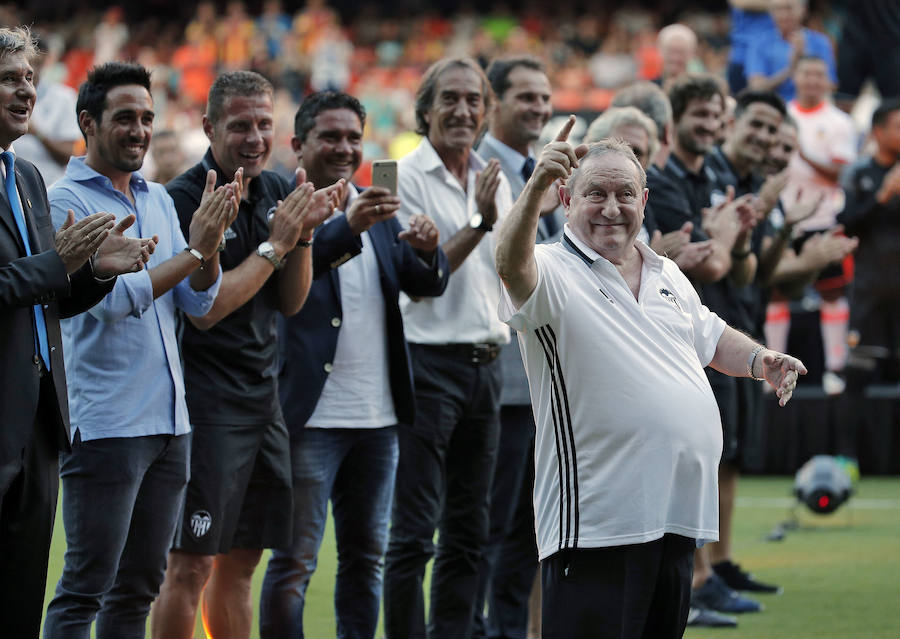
[383,57,513,639]
[494,117,806,639]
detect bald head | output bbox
[658,24,697,80]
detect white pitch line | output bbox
[737,497,900,510]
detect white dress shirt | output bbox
[396,137,512,345]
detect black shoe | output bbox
[686,605,738,627]
[714,560,783,594]
[692,574,763,613]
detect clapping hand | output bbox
[398,214,439,256]
[474,159,502,230]
[93,213,158,278]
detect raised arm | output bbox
[442,158,501,273]
[496,115,585,307]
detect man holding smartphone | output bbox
[259,91,449,639]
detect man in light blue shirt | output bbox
[745,0,836,101]
[42,62,236,639]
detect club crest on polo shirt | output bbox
[190,510,212,539]
[223,226,238,241]
[659,288,683,312]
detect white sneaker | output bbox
[822,371,846,396]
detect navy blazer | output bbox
[278,212,449,430]
[0,157,114,462]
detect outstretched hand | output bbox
[757,350,808,407]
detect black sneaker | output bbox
[686,605,738,628]
[692,573,763,613]
[714,560,783,594]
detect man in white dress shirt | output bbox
[383,57,513,639]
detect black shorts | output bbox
[173,421,292,555]
[708,370,762,466]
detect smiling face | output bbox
[82,83,154,177]
[205,92,274,180]
[491,65,552,154]
[725,101,782,173]
[293,107,362,189]
[766,121,798,174]
[424,65,486,155]
[563,152,647,262]
[674,95,722,158]
[0,52,36,149]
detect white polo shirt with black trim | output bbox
[499,227,726,560]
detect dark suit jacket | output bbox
[0,157,114,463]
[278,213,449,430]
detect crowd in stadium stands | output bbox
[2,0,900,637]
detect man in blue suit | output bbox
[259,91,449,639]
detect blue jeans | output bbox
[259,426,398,639]
[43,432,189,639]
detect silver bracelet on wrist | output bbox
[748,344,765,381]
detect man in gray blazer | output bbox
[474,56,559,639]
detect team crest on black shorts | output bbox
[190,510,212,539]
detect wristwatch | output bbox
[469,212,493,233]
[256,241,283,270]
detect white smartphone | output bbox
[371,160,398,195]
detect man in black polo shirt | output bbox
[703,90,790,604]
[835,99,900,460]
[645,76,770,627]
[152,71,337,639]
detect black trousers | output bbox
[541,535,695,639]
[0,375,60,638]
[384,344,501,639]
[473,404,539,639]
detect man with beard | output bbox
[152,71,338,639]
[259,90,448,639]
[42,61,236,638]
[644,75,762,628]
[383,57,513,639]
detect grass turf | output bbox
[42,476,900,638]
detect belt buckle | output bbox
[471,343,497,365]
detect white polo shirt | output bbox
[499,228,726,560]
[397,138,512,345]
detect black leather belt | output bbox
[415,342,501,365]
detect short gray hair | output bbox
[611,82,672,144]
[0,26,38,61]
[584,106,659,163]
[567,139,647,193]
